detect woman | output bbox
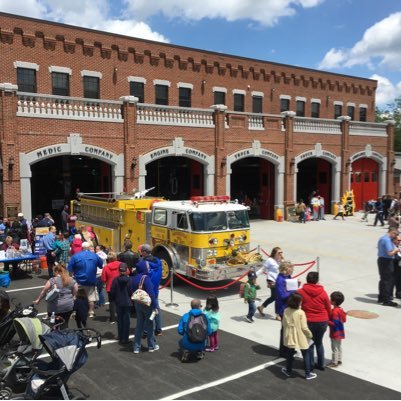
[102,252,125,323]
[132,260,158,354]
[256,246,284,320]
[1,235,20,272]
[297,271,331,371]
[33,263,78,329]
[275,260,300,357]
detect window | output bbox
[364,172,370,182]
[359,107,367,122]
[17,68,37,93]
[83,76,100,99]
[155,84,168,105]
[334,104,342,119]
[52,72,69,97]
[214,91,225,105]
[296,100,305,117]
[179,87,191,108]
[252,96,263,113]
[176,213,188,230]
[280,98,290,112]
[130,81,144,103]
[311,102,320,118]
[234,93,244,112]
[347,105,355,120]
[153,209,167,225]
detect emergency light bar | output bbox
[190,195,230,203]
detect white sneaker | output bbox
[148,344,160,352]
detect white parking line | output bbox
[161,357,285,400]
[6,286,43,292]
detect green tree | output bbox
[375,98,401,151]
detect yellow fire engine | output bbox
[71,191,262,283]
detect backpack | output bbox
[186,313,208,343]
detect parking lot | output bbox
[4,213,401,399]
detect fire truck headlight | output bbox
[197,258,207,268]
[207,249,213,257]
[208,238,218,245]
[213,249,218,256]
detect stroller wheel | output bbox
[0,387,12,400]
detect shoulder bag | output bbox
[131,275,151,306]
[45,278,60,302]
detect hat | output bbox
[17,212,24,217]
[74,234,81,239]
[119,263,128,274]
[135,260,149,274]
[140,244,152,254]
[248,271,256,280]
[82,241,91,249]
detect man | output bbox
[377,227,399,307]
[393,235,401,300]
[373,198,385,227]
[118,240,139,274]
[60,205,69,233]
[140,244,163,335]
[68,241,104,318]
[42,226,57,278]
[178,299,211,362]
[17,212,30,230]
[37,213,54,228]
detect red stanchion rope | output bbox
[292,261,316,278]
[159,277,171,290]
[174,270,249,291]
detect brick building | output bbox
[0,12,396,223]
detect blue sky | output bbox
[1,0,401,107]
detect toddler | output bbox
[327,291,346,367]
[204,295,220,352]
[74,288,89,328]
[244,270,259,323]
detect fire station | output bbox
[0,12,396,223]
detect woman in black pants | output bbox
[256,246,284,320]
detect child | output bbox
[244,270,259,323]
[281,293,316,380]
[74,288,89,328]
[327,291,347,368]
[204,295,221,352]
[333,202,345,220]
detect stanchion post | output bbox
[165,267,179,308]
[316,256,320,274]
[257,244,261,254]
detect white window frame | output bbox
[48,66,72,75]
[80,70,102,79]
[128,76,147,84]
[14,61,39,71]
[177,82,193,90]
[153,79,171,87]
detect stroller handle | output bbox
[75,328,102,349]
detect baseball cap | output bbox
[17,212,24,217]
[119,263,128,273]
[248,271,256,280]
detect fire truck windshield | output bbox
[189,210,249,232]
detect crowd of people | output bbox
[240,247,347,380]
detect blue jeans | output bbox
[284,347,311,375]
[247,300,256,318]
[154,309,162,333]
[96,277,105,306]
[117,306,131,342]
[262,285,276,308]
[307,321,328,369]
[133,303,156,352]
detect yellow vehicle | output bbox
[72,192,263,283]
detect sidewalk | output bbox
[158,212,401,393]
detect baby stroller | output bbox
[21,328,101,400]
[0,299,37,352]
[0,317,50,398]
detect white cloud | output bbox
[319,12,401,72]
[122,0,325,27]
[0,0,169,42]
[372,74,401,107]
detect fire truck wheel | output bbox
[156,250,172,286]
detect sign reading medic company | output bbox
[35,145,114,161]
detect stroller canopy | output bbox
[13,317,50,350]
[39,330,89,372]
